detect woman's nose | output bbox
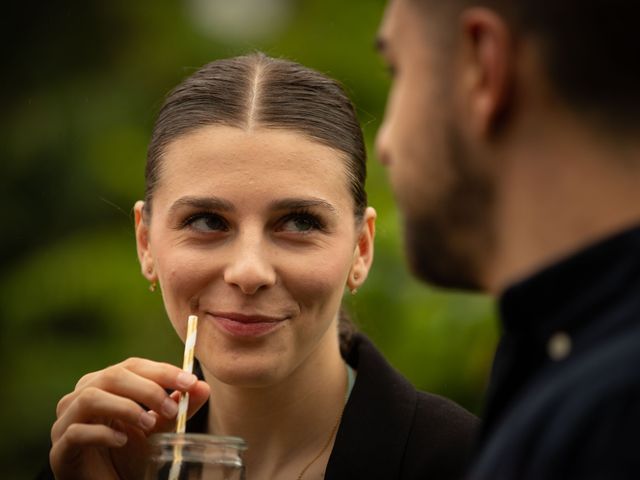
[223,234,276,295]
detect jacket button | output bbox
[547,331,572,361]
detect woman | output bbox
[45,53,478,479]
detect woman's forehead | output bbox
[154,125,352,207]
[166,124,343,156]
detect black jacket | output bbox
[470,226,640,479]
[189,333,479,479]
[325,333,479,479]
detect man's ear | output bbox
[134,200,156,282]
[347,207,377,292]
[457,7,514,138]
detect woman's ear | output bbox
[134,200,156,282]
[347,207,377,292]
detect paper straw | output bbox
[168,314,199,480]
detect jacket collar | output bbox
[326,333,418,478]
[188,333,420,478]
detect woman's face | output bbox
[135,125,375,387]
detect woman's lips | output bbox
[208,312,286,338]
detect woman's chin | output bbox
[201,360,286,388]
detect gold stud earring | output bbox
[350,272,359,295]
[147,266,156,292]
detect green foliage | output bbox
[1,1,497,478]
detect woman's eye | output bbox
[280,213,323,233]
[184,213,229,233]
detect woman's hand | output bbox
[49,357,210,480]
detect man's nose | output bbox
[375,121,392,166]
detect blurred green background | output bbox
[1,1,498,477]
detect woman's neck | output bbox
[202,330,348,479]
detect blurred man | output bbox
[376,0,640,478]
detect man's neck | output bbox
[487,122,640,294]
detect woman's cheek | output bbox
[161,247,213,290]
[158,252,211,337]
[287,252,351,311]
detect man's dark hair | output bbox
[418,0,640,131]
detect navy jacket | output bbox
[471,226,640,479]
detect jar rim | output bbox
[149,432,247,450]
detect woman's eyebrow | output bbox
[169,195,235,215]
[269,197,338,215]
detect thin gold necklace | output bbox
[295,364,353,480]
[295,409,343,480]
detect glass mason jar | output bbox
[145,433,247,480]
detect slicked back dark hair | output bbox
[145,52,367,218]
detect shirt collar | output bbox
[499,224,640,345]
